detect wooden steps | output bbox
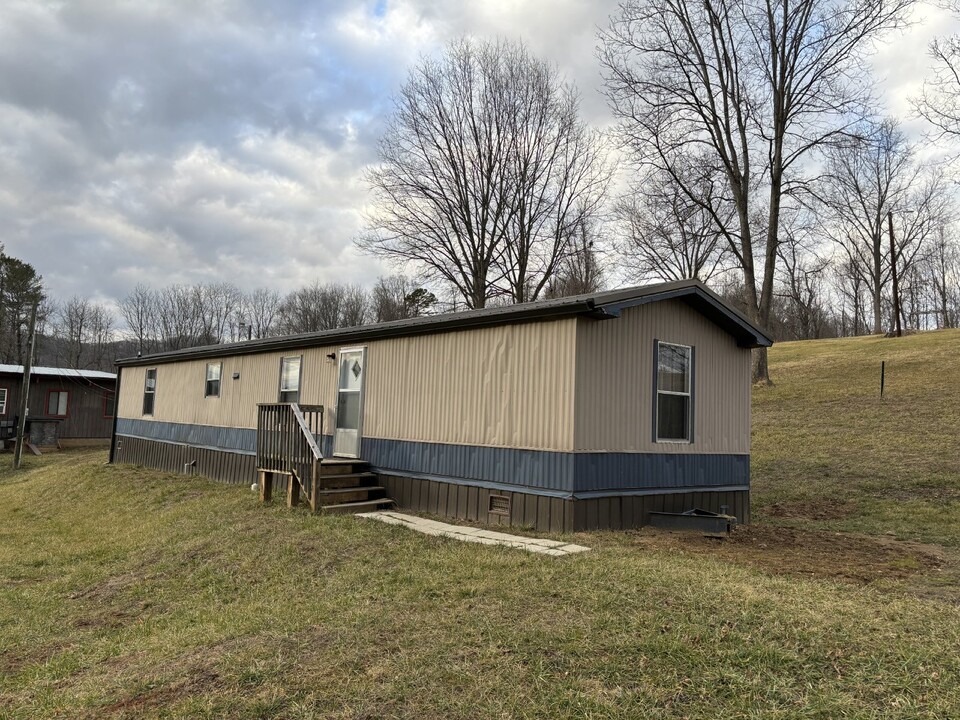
[314,458,394,514]
[320,498,395,515]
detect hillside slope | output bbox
[753,329,960,546]
[0,451,959,718]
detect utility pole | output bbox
[13,302,38,469]
[887,210,902,338]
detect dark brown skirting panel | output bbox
[112,435,748,532]
[113,435,265,488]
[379,473,749,532]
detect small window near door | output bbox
[279,356,301,403]
[47,390,69,417]
[143,368,157,415]
[655,341,692,442]
[205,362,222,398]
[0,387,8,415]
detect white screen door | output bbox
[333,348,366,457]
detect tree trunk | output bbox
[872,232,883,334]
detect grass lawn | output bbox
[1,330,960,718]
[753,329,960,548]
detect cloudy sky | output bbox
[0,0,954,309]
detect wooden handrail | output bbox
[290,404,323,461]
[255,402,324,494]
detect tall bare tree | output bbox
[820,121,952,333]
[615,160,733,283]
[52,297,115,370]
[924,225,960,328]
[244,287,282,339]
[360,37,610,308]
[278,282,369,334]
[917,34,960,139]
[544,216,604,298]
[118,284,158,355]
[601,0,913,381]
[196,282,242,345]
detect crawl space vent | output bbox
[488,494,511,516]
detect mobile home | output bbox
[111,279,771,531]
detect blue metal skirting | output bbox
[116,419,749,496]
[573,452,749,493]
[360,437,575,492]
[117,418,256,454]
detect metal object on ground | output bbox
[648,508,737,536]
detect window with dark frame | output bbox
[47,390,69,417]
[0,387,7,415]
[656,342,692,442]
[205,362,222,398]
[143,368,157,415]
[278,356,301,403]
[104,393,116,418]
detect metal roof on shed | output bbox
[116,278,772,368]
[0,364,117,380]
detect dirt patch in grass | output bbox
[876,487,960,502]
[68,570,148,602]
[93,667,224,718]
[764,499,860,521]
[623,524,944,584]
[0,643,65,676]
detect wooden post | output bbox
[259,471,273,502]
[13,302,38,470]
[287,470,300,508]
[310,460,319,513]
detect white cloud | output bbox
[0,0,954,318]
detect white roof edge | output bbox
[0,364,117,380]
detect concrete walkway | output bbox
[356,511,590,557]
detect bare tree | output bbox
[545,217,604,298]
[821,121,952,333]
[118,284,158,355]
[278,282,370,334]
[924,225,960,328]
[196,282,242,344]
[360,37,610,309]
[775,226,832,341]
[340,285,369,328]
[615,160,732,283]
[245,287,282,339]
[916,34,960,139]
[833,257,870,336]
[51,297,114,370]
[600,0,913,381]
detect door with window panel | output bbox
[333,348,366,457]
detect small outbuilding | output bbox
[0,364,118,447]
[110,279,771,531]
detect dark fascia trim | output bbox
[115,278,771,367]
[595,285,773,349]
[116,299,597,367]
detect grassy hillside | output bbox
[1,331,960,718]
[753,329,960,547]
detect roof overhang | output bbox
[116,279,771,367]
[590,285,773,349]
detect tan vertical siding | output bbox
[574,300,751,454]
[117,365,146,419]
[117,350,339,430]
[116,317,577,452]
[363,319,577,451]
